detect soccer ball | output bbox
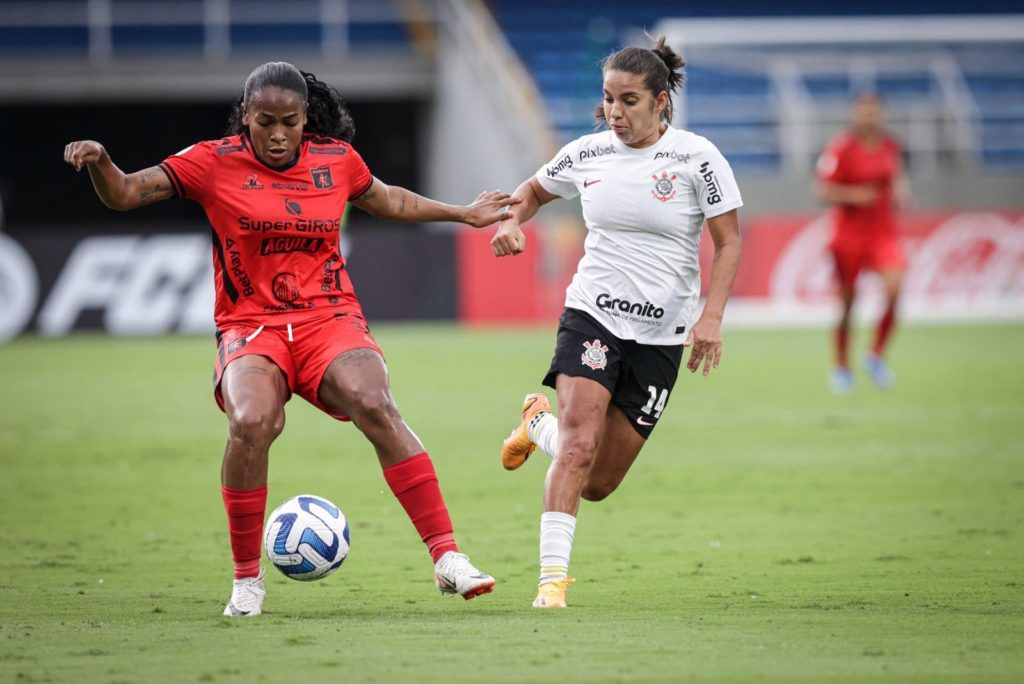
[264,494,350,581]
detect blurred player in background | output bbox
[817,92,911,393]
[64,62,515,616]
[490,37,743,608]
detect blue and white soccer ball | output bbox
[264,494,350,581]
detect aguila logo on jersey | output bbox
[311,166,334,189]
[699,161,723,205]
[284,198,303,216]
[260,237,325,256]
[546,155,573,178]
[581,339,609,371]
[242,174,263,190]
[597,293,665,319]
[272,273,300,303]
[651,172,677,202]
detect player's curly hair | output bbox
[226,62,356,142]
[594,34,686,127]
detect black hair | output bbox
[594,34,686,126]
[226,62,356,142]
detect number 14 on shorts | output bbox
[641,386,668,419]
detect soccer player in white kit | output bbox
[490,36,743,608]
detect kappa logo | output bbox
[311,166,334,189]
[241,174,263,190]
[651,171,677,203]
[581,339,610,371]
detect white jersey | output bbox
[535,126,742,345]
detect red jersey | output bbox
[160,132,373,327]
[816,131,901,245]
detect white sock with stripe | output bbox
[527,412,559,458]
[539,511,576,583]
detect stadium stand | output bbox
[488,0,1024,173]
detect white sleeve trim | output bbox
[535,171,574,199]
[703,200,743,220]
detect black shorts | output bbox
[542,308,685,439]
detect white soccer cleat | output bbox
[222,568,266,617]
[434,551,495,601]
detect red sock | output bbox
[221,485,267,579]
[835,326,850,369]
[383,453,458,562]
[872,304,897,356]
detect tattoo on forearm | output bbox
[139,184,169,204]
[399,190,407,214]
[414,196,419,210]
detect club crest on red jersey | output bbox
[581,339,609,370]
[651,171,677,202]
[272,273,300,303]
[311,166,334,189]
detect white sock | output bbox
[527,412,559,458]
[539,511,576,583]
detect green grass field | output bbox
[1,324,1022,683]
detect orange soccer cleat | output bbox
[500,393,552,471]
[532,577,575,609]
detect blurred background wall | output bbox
[0,0,1022,340]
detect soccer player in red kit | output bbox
[816,93,910,393]
[64,62,517,615]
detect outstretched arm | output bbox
[686,209,742,377]
[489,177,559,257]
[64,140,175,211]
[816,180,878,207]
[351,177,520,227]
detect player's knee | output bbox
[557,432,599,471]
[229,405,285,447]
[347,390,400,429]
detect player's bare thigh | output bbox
[878,266,903,301]
[220,354,289,487]
[221,354,290,424]
[316,348,424,466]
[546,374,611,513]
[581,404,646,502]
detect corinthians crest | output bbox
[651,171,677,202]
[581,339,609,370]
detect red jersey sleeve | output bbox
[159,141,217,203]
[346,145,373,201]
[816,134,850,184]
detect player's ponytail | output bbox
[301,71,356,143]
[594,33,686,127]
[225,62,356,143]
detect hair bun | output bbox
[651,34,685,92]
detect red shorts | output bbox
[213,313,383,421]
[831,237,907,289]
